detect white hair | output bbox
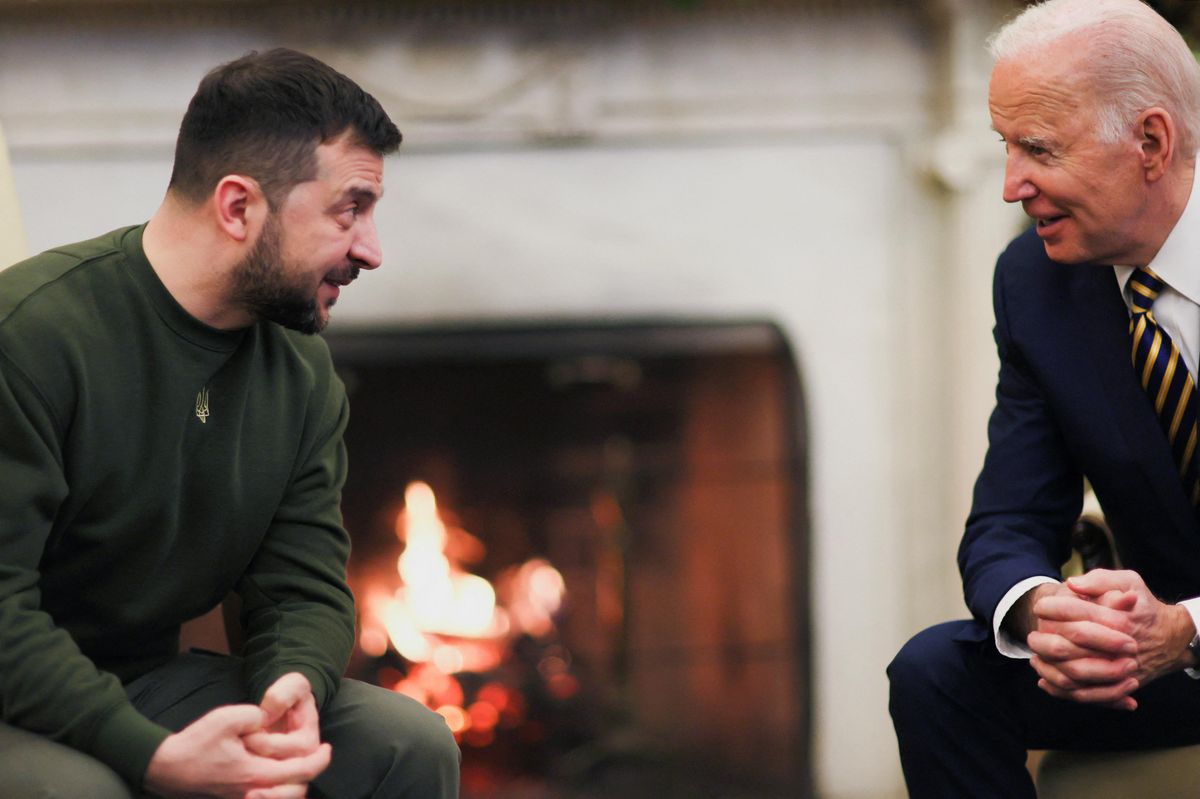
[988,0,1200,155]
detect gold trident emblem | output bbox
[195,386,210,424]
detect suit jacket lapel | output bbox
[1078,267,1199,538]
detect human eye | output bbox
[1018,137,1053,159]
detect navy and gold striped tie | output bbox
[1130,267,1200,505]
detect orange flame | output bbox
[358,481,567,676]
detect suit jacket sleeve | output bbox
[957,241,1084,626]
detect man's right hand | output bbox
[143,704,331,799]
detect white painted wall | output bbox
[0,3,1022,795]
[0,124,24,266]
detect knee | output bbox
[887,621,976,716]
[393,697,462,776]
[0,723,133,799]
[322,681,460,798]
[0,754,133,799]
[361,694,461,798]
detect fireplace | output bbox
[326,319,812,798]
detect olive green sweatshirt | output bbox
[0,225,355,786]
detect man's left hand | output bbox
[243,672,323,760]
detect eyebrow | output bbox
[340,185,382,206]
[1017,134,1054,150]
[989,127,1055,151]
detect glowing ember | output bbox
[436,704,470,735]
[468,700,501,732]
[392,663,466,708]
[358,627,390,658]
[499,558,566,638]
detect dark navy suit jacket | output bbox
[958,226,1200,629]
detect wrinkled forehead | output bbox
[993,34,1107,105]
[989,50,1103,129]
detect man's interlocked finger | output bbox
[245,784,310,799]
[260,673,314,727]
[244,728,321,759]
[1035,593,1135,632]
[249,741,332,787]
[1037,617,1138,655]
[1027,630,1102,662]
[1036,677,1139,710]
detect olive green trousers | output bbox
[0,651,460,798]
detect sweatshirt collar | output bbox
[120,224,246,353]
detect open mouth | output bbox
[321,277,349,303]
[1034,214,1069,237]
[323,265,360,289]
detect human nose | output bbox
[1002,154,1038,204]
[350,216,382,270]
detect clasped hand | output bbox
[1026,569,1196,711]
[144,672,329,799]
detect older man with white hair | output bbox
[889,1,1200,796]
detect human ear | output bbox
[1137,108,1175,182]
[213,175,267,242]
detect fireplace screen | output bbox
[326,320,811,798]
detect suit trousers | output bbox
[0,650,461,799]
[888,619,1200,798]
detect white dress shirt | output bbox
[994,171,1200,659]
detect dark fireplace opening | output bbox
[326,319,812,798]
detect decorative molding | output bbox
[0,0,921,29]
[0,0,911,15]
[1,1,932,156]
[5,104,929,158]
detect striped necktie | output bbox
[1129,267,1200,505]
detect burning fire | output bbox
[379,482,509,668]
[357,481,570,741]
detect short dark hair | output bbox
[168,48,402,208]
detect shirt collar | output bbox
[1115,169,1200,303]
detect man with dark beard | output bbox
[0,49,460,798]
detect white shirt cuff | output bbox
[1178,597,1200,679]
[993,576,1061,658]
